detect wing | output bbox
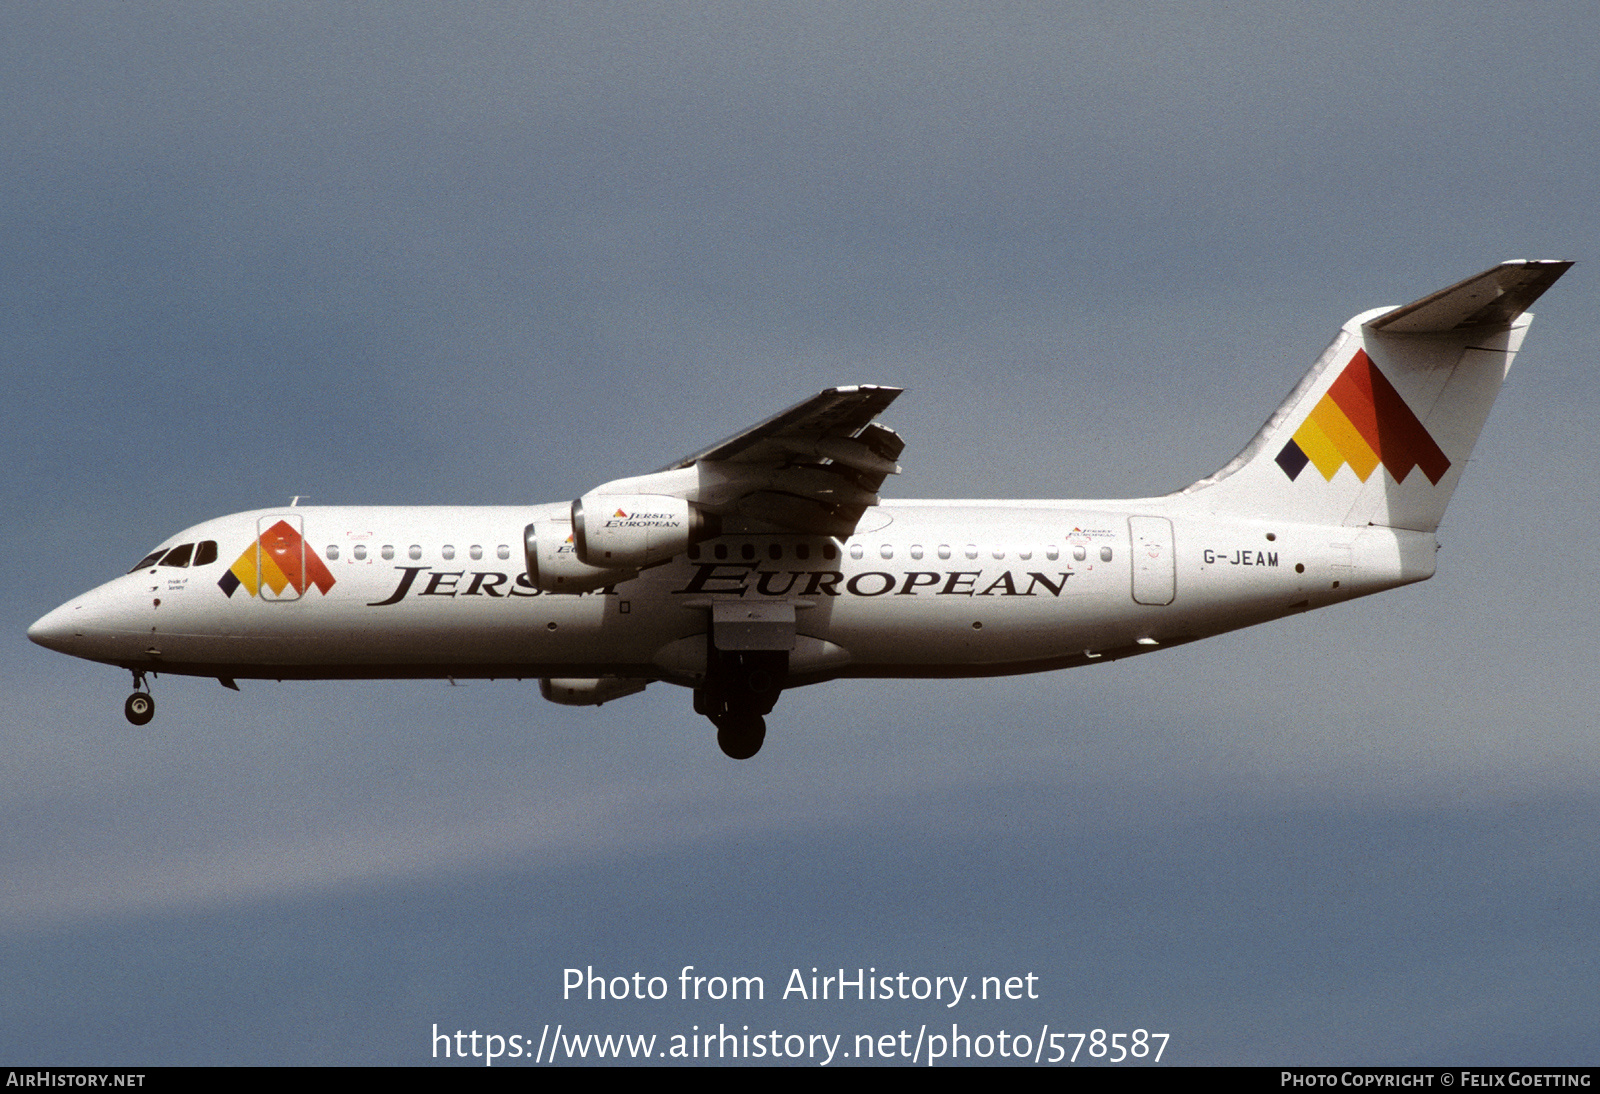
[590,385,905,537]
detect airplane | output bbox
[28,260,1571,759]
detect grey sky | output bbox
[4,2,1598,1065]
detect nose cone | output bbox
[28,601,82,653]
[30,580,150,667]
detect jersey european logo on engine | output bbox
[1275,349,1450,485]
[217,519,337,598]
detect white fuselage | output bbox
[29,500,1436,688]
[27,262,1565,757]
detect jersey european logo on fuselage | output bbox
[217,519,337,599]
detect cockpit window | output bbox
[160,543,195,568]
[130,539,218,572]
[130,549,168,572]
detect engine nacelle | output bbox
[540,677,649,706]
[524,519,638,594]
[571,493,715,568]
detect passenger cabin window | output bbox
[497,544,510,560]
[796,544,810,560]
[880,545,893,560]
[353,544,368,561]
[1073,546,1087,561]
[1100,547,1113,562]
[1045,545,1059,561]
[849,544,864,560]
[382,545,394,560]
[910,545,924,560]
[964,545,979,560]
[768,544,783,560]
[741,544,755,560]
[326,544,340,561]
[822,544,837,561]
[442,545,456,560]
[938,544,951,560]
[409,545,422,560]
[470,545,483,560]
[160,543,195,568]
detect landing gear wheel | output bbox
[716,714,766,760]
[124,692,155,726]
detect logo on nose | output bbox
[218,520,336,598]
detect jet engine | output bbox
[523,519,638,594]
[570,493,717,568]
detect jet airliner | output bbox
[29,261,1570,758]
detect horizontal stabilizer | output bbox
[1366,260,1572,333]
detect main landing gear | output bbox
[695,648,787,760]
[124,671,154,726]
[714,713,766,761]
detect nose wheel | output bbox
[124,692,155,725]
[124,671,155,726]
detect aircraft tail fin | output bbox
[1178,260,1571,532]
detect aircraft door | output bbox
[1129,515,1176,606]
[256,514,308,602]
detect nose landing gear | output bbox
[124,671,154,726]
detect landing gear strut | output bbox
[695,647,787,759]
[124,671,154,726]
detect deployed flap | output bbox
[588,385,905,538]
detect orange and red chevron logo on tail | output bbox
[1276,350,1450,485]
[217,520,336,598]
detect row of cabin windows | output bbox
[133,538,1111,572]
[129,540,220,572]
[324,543,514,562]
[688,542,840,562]
[852,543,1111,562]
[686,541,1113,564]
[849,543,1110,563]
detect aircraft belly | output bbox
[809,584,1128,669]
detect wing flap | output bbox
[591,385,905,539]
